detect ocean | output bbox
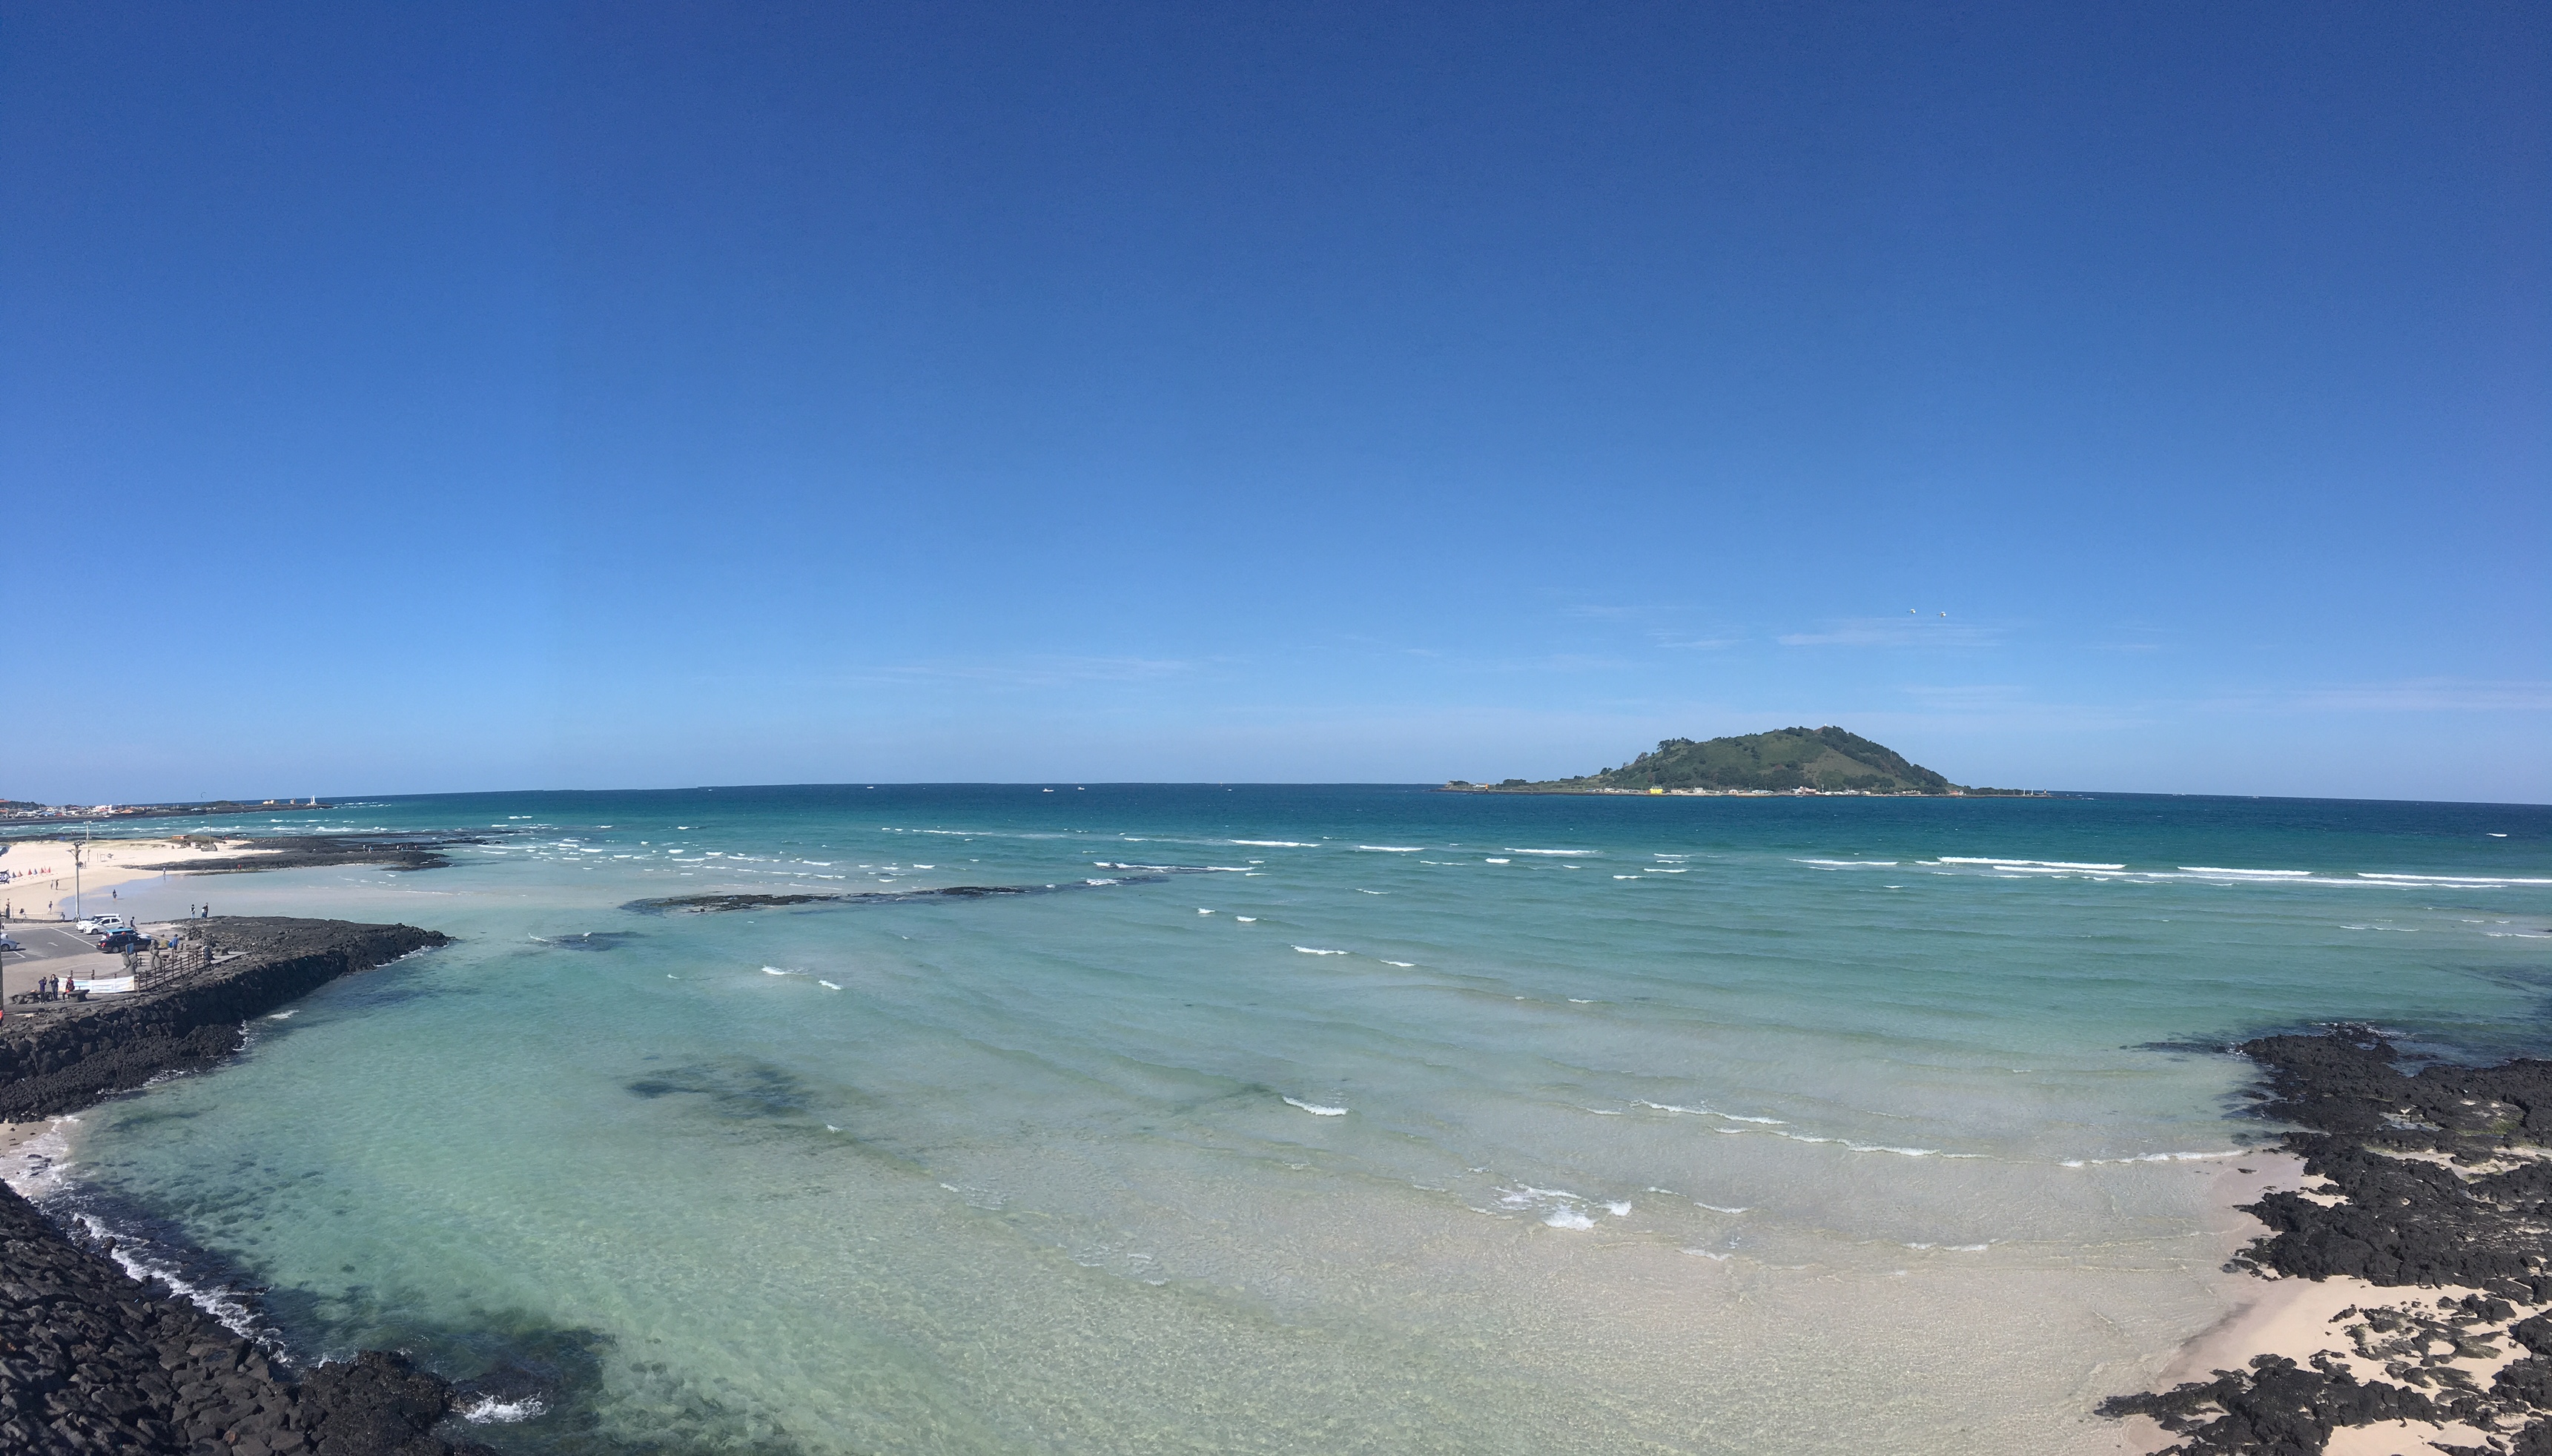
[13,785,2551,1454]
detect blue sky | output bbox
[5,2,2545,803]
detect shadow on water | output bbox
[265,1288,808,1456]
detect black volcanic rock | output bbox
[0,1177,492,1456]
[2099,1027,2552,1453]
[0,918,449,1122]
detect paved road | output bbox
[1,923,137,1006]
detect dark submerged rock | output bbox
[621,875,1176,914]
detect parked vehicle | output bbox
[79,914,130,934]
[96,929,145,953]
[0,934,21,952]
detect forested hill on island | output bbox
[1446,727,2040,797]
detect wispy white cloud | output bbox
[2282,679,2552,713]
[867,655,1200,689]
[1778,617,2006,649]
[1649,629,1743,651]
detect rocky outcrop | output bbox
[2100,1027,2552,1454]
[125,834,498,876]
[1,1175,488,1455]
[0,919,448,1122]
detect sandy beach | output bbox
[1,837,281,920]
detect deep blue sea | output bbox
[13,786,2551,1454]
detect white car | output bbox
[78,914,131,934]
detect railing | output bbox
[137,937,216,988]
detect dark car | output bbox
[96,929,145,953]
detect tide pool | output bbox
[22,786,2552,1453]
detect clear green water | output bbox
[15,787,2551,1454]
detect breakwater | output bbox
[0,918,448,1122]
[2,916,486,1455]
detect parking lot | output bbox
[1,921,159,1007]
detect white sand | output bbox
[1,836,280,919]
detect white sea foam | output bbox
[0,1119,76,1199]
[1604,1199,1633,1217]
[1358,889,1389,894]
[1796,859,1900,867]
[267,1010,297,1020]
[1544,1207,1596,1230]
[1694,1202,1750,1214]
[763,967,790,976]
[1197,908,1214,914]
[1234,916,1257,922]
[818,980,842,990]
[1282,1096,1348,1116]
[2058,1148,2244,1168]
[1381,960,1415,967]
[1357,845,1423,852]
[1634,1099,1785,1125]
[1293,946,1347,956]
[1507,848,1596,856]
[73,1211,268,1343]
[1232,840,1317,847]
[1940,857,2126,870]
[2178,867,2313,877]
[1484,858,1511,864]
[2359,873,2552,886]
[460,1395,548,1424]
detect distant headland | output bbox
[1443,726,2044,797]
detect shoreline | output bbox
[0,830,500,921]
[0,913,492,1455]
[7,827,2541,1453]
[2103,1029,2552,1455]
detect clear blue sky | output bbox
[5,2,2545,803]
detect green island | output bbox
[1444,726,2043,797]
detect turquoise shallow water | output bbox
[16,787,2552,1454]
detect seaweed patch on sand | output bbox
[2102,1026,2552,1454]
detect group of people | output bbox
[25,973,79,1001]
